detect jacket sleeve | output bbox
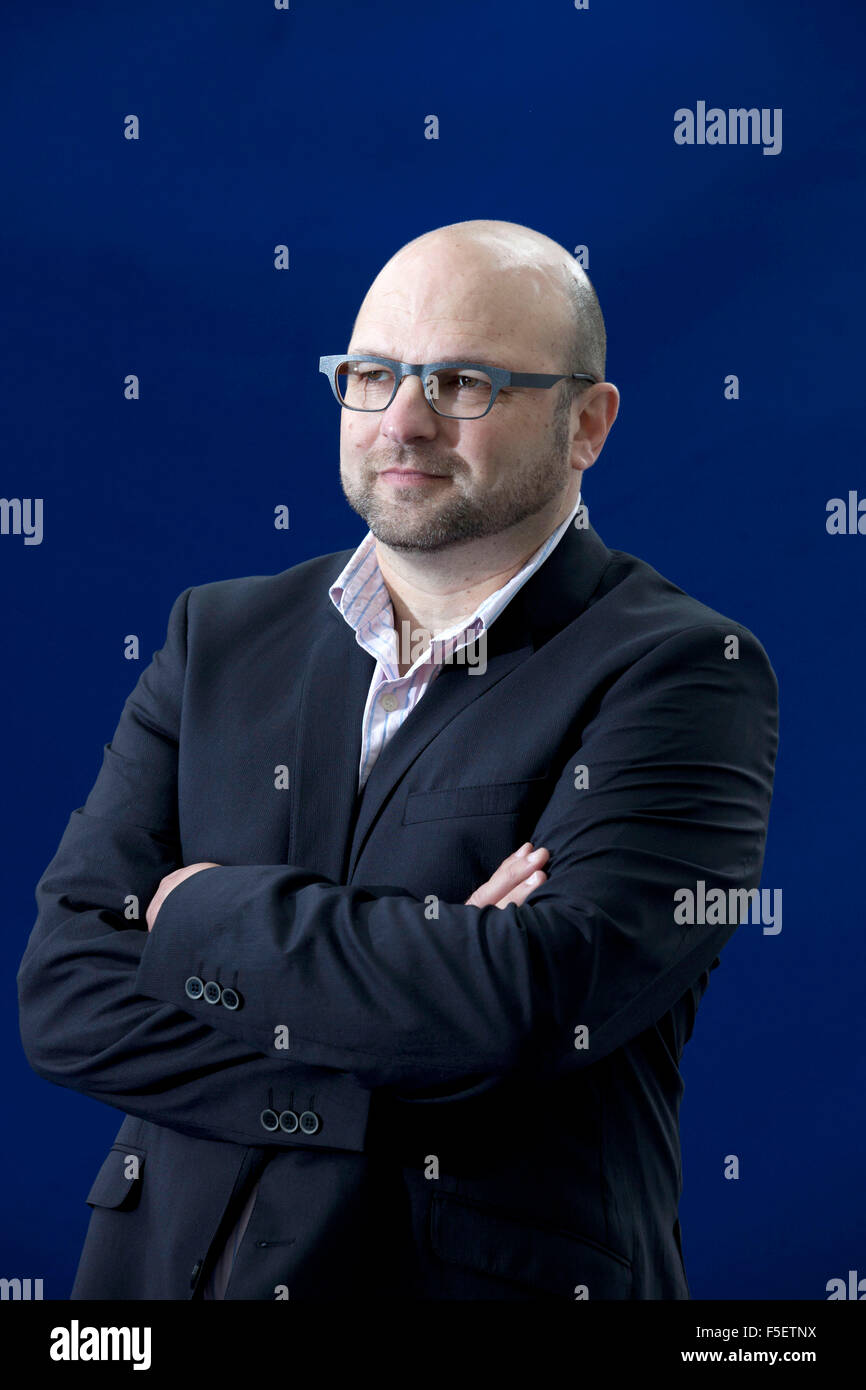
[134,622,779,1092]
[16,587,370,1150]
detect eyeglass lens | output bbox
[335,361,493,418]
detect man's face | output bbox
[338,244,578,553]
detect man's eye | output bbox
[442,373,484,391]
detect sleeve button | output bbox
[299,1110,321,1135]
[184,976,204,1000]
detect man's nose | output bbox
[380,374,441,443]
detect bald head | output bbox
[351,219,606,390]
[338,219,619,565]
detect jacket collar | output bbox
[289,518,611,881]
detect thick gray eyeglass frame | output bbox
[319,354,597,419]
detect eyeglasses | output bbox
[318,354,597,420]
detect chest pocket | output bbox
[403,777,548,825]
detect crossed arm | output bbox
[145,841,550,931]
[18,582,778,1139]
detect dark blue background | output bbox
[2,0,863,1300]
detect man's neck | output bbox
[375,489,579,670]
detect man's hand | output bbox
[465,842,549,909]
[146,862,221,932]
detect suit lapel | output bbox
[288,520,610,884]
[344,519,612,879]
[287,591,375,881]
[345,618,535,879]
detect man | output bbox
[18,219,778,1300]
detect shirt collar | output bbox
[329,491,584,654]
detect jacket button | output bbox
[203,981,222,1004]
[299,1110,321,1135]
[260,1109,280,1131]
[221,986,241,1010]
[185,976,204,1000]
[190,1260,203,1288]
[278,1109,299,1133]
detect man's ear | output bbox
[570,383,620,473]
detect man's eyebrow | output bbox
[348,349,511,370]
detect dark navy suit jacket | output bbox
[18,519,778,1300]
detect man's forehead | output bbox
[351,301,547,363]
[366,251,549,307]
[348,307,532,367]
[355,251,569,358]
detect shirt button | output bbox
[380,692,399,712]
